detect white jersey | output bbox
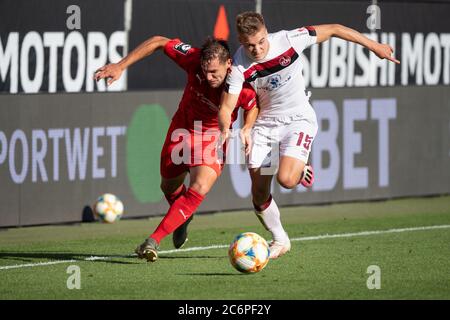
[226,27,317,118]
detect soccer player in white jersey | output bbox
[218,12,400,259]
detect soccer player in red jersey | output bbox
[94,36,258,262]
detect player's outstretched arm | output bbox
[218,91,240,143]
[313,24,400,64]
[94,35,170,86]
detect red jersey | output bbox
[163,39,257,131]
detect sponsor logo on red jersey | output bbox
[174,42,192,55]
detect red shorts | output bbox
[160,115,226,179]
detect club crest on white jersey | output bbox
[227,27,317,117]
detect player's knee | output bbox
[277,174,298,190]
[189,181,211,196]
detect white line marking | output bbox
[159,224,450,254]
[1,224,449,271]
[85,256,109,261]
[0,259,77,270]
[160,245,227,254]
[290,224,450,241]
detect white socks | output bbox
[254,196,288,243]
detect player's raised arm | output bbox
[313,24,400,64]
[94,35,170,85]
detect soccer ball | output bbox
[228,232,270,274]
[93,193,124,223]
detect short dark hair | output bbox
[236,11,265,36]
[200,37,231,66]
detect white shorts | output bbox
[248,109,318,169]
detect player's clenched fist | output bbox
[94,63,124,86]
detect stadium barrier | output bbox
[1,87,449,226]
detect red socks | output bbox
[150,188,204,244]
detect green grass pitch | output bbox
[0,196,449,300]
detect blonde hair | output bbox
[236,11,265,36]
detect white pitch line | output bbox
[159,245,228,254]
[290,224,450,242]
[0,259,77,270]
[160,224,450,254]
[1,224,449,271]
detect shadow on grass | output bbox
[0,252,139,265]
[176,272,240,276]
[159,255,225,260]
